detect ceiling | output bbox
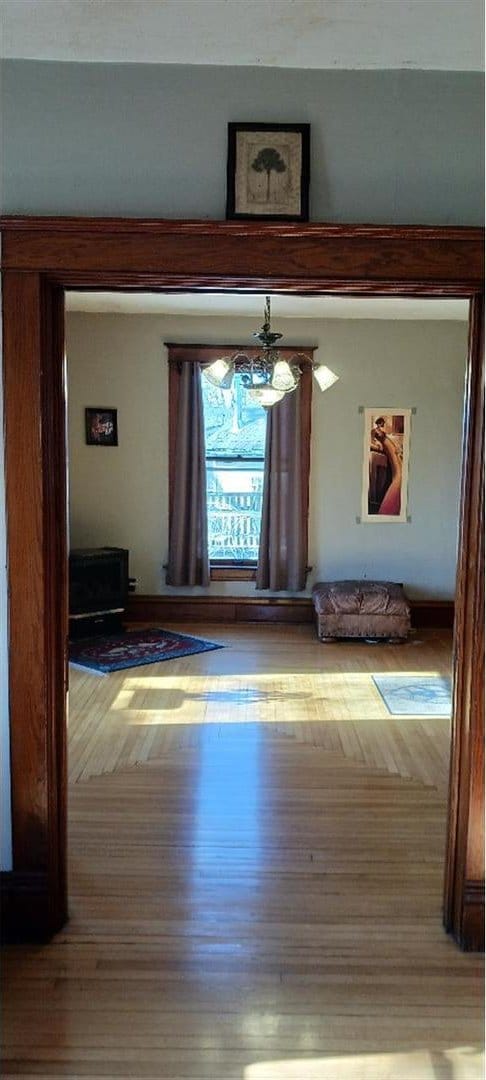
[1,0,483,70]
[66,292,469,321]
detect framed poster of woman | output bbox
[361,408,411,522]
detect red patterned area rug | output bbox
[69,628,223,674]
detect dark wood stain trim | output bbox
[167,358,180,552]
[459,881,486,953]
[128,594,314,624]
[0,216,483,946]
[127,594,455,628]
[411,601,456,630]
[127,600,311,626]
[2,274,68,936]
[210,566,257,582]
[41,281,69,933]
[3,273,48,871]
[63,277,486,296]
[300,366,312,566]
[0,870,51,942]
[444,293,485,952]
[1,219,483,284]
[0,216,482,241]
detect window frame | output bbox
[167,341,315,581]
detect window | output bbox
[167,343,314,584]
[201,371,267,565]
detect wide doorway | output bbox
[10,290,477,1076]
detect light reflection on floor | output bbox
[191,723,262,899]
[244,1046,483,1079]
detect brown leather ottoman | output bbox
[312,580,411,642]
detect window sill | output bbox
[210,564,257,582]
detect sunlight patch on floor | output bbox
[66,626,453,787]
[113,669,443,692]
[244,1046,483,1080]
[106,670,446,725]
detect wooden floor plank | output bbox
[3,626,483,1079]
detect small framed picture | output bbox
[361,408,411,523]
[226,122,310,221]
[85,408,118,446]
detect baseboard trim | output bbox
[127,594,314,624]
[458,881,485,951]
[0,870,52,942]
[411,600,455,629]
[127,594,454,628]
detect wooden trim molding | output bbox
[2,273,68,937]
[128,594,314,624]
[0,871,51,943]
[127,594,454,629]
[210,565,257,582]
[411,601,455,630]
[1,218,483,289]
[460,881,486,953]
[0,217,482,239]
[444,294,485,952]
[1,216,483,946]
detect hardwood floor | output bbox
[67,624,453,791]
[3,626,483,1079]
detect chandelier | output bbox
[202,296,339,407]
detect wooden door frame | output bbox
[1,217,484,946]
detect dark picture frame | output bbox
[226,122,310,221]
[85,407,118,446]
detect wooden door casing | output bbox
[0,218,483,945]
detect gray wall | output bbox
[67,312,467,602]
[0,57,482,868]
[1,61,484,223]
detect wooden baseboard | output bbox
[410,600,455,629]
[127,594,314,624]
[127,594,454,628]
[0,870,52,942]
[457,882,485,951]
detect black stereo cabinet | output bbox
[69,547,129,639]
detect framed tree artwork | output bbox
[226,122,310,221]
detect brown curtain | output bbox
[167,361,210,587]
[256,378,310,592]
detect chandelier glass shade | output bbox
[202,296,339,407]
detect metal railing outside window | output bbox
[202,371,267,564]
[206,460,264,562]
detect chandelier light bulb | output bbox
[203,357,234,388]
[271,359,298,393]
[203,300,315,407]
[312,364,340,392]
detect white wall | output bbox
[67,312,468,601]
